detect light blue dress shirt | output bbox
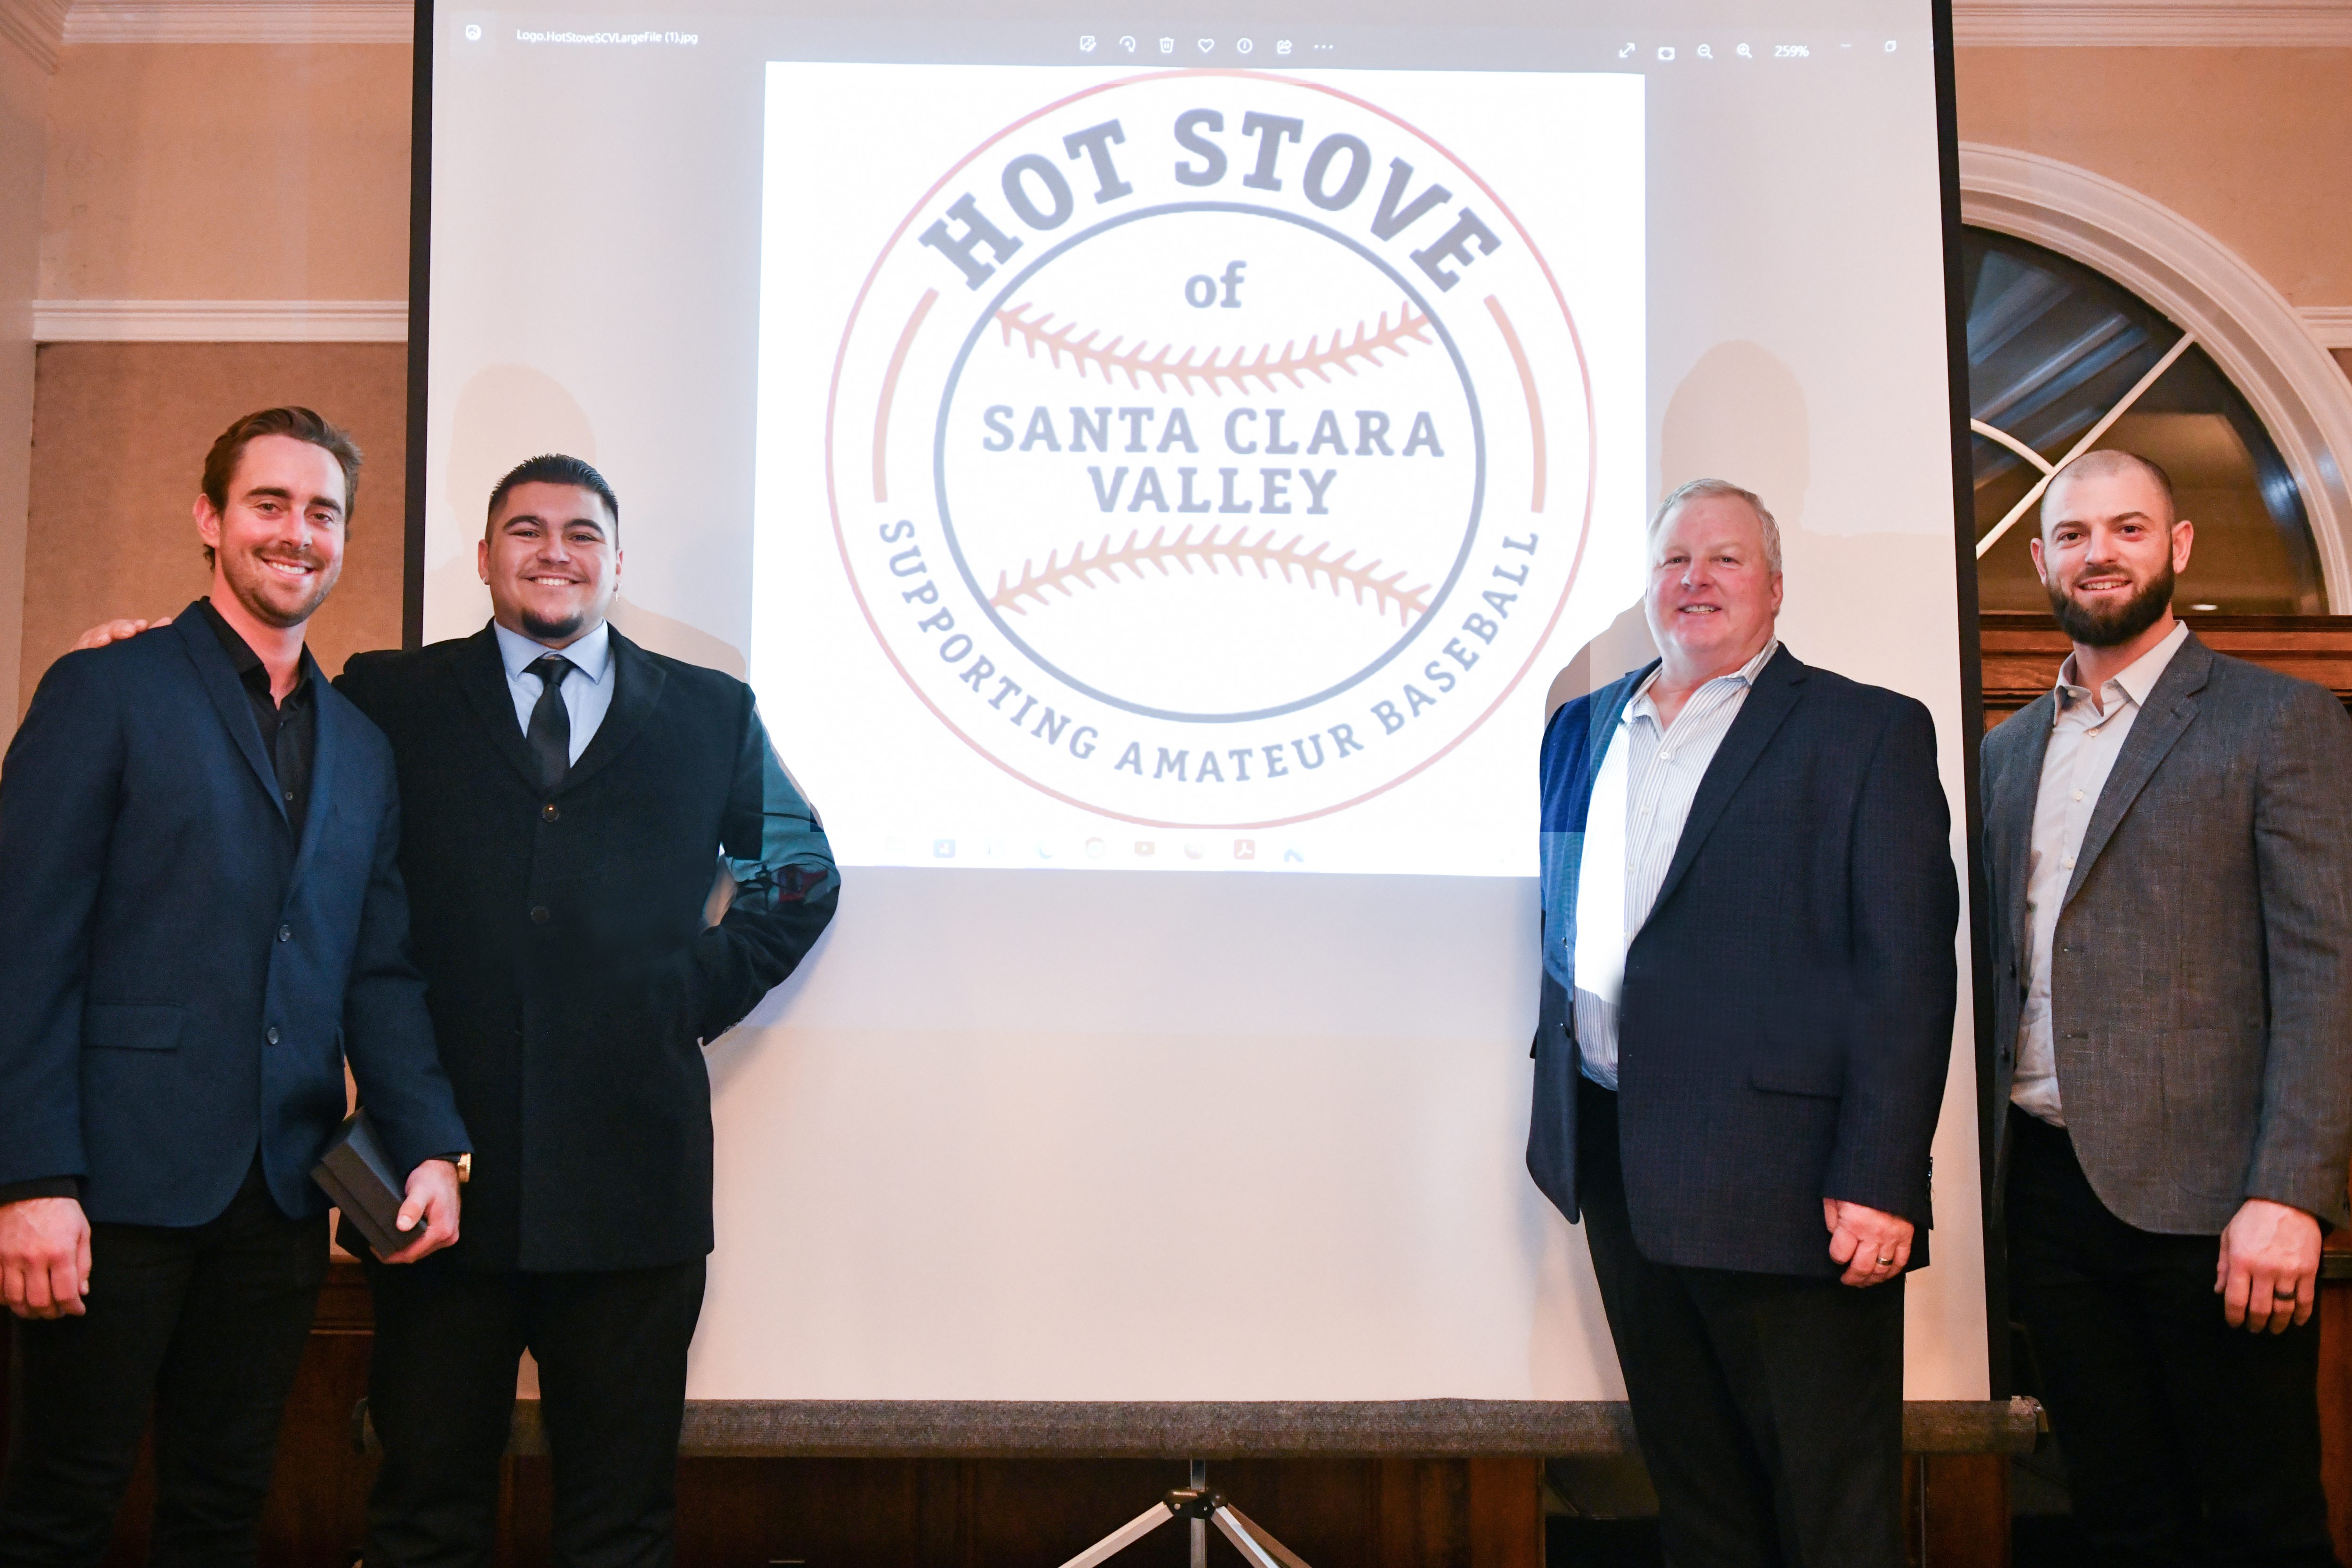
[1573,639,1780,1089]
[492,620,614,765]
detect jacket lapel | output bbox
[456,623,545,792]
[1990,694,2056,963]
[168,606,286,827]
[559,630,665,794]
[1645,646,1809,920]
[2062,634,2212,907]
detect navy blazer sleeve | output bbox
[339,776,470,1177]
[1824,696,1958,1224]
[688,691,840,1042]
[0,653,122,1189]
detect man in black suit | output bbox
[343,455,834,1566]
[1527,479,1959,1567]
[0,408,469,1566]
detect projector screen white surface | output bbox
[421,2,1987,1402]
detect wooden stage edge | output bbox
[360,1396,2044,1460]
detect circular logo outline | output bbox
[930,198,1488,725]
[822,69,1603,832]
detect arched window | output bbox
[1965,226,2325,614]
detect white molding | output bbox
[33,298,407,341]
[2304,308,2352,351]
[1961,143,2352,610]
[1953,0,2352,47]
[0,0,69,69]
[61,0,409,45]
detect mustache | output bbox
[2049,557,2174,648]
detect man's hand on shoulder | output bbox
[377,1158,462,1265]
[0,1196,91,1318]
[2217,1198,2320,1332]
[1824,1198,1914,1288]
[72,616,173,652]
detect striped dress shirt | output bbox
[1574,638,1781,1088]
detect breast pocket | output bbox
[84,1003,186,1051]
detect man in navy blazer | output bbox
[1528,479,1958,1567]
[0,408,470,1566]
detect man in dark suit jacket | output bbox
[0,408,469,1566]
[340,455,835,1566]
[1528,479,1958,1567]
[1982,449,2352,1566]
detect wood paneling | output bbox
[1906,1455,2011,1568]
[505,1450,1537,1567]
[1979,610,2352,725]
[2325,1265,2352,1565]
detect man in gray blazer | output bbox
[1983,448,2352,1566]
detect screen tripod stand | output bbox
[1053,1461,1313,1568]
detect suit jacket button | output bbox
[530,906,551,924]
[541,802,560,822]
[278,924,292,943]
[264,1026,280,1045]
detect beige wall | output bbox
[39,44,409,302]
[14,41,411,719]
[1954,47,2352,306]
[0,43,47,750]
[18,342,408,716]
[30,44,2345,313]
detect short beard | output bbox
[228,552,335,629]
[521,607,588,644]
[2048,559,2175,648]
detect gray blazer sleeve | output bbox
[2246,678,2352,1224]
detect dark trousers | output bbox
[1577,1076,1906,1568]
[361,1258,706,1568]
[2006,1106,2340,1568]
[0,1164,326,1568]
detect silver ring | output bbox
[1875,1255,1895,1267]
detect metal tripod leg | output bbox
[1190,1460,1208,1568]
[1217,1504,1315,1568]
[1052,1500,1180,1568]
[1049,1465,1315,1568]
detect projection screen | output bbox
[417,0,1987,1402]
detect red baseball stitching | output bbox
[990,525,1432,626]
[992,299,1433,395]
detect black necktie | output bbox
[527,655,574,790]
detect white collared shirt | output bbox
[492,619,615,766]
[2012,619,2191,1125]
[1574,638,1781,1089]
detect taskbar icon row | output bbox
[880,835,1309,867]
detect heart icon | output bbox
[1196,38,1214,52]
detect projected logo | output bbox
[829,72,1594,828]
